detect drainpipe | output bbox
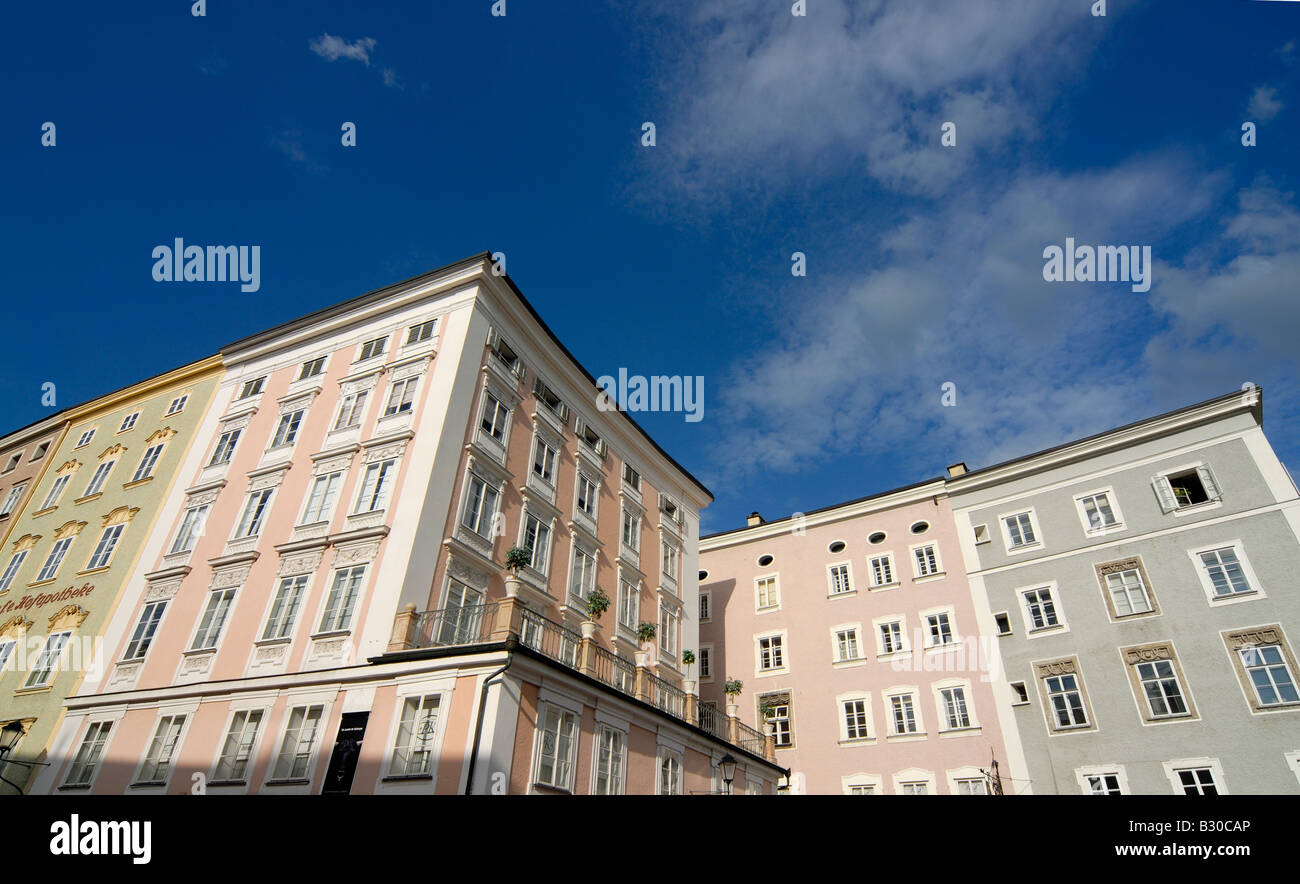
[465,639,516,795]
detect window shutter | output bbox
[574,416,587,436]
[486,328,500,349]
[559,403,572,423]
[1151,476,1177,513]
[533,376,545,397]
[511,360,526,382]
[1196,466,1222,502]
[596,439,608,457]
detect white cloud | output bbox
[1247,85,1284,122]
[309,34,377,66]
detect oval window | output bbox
[828,540,846,554]
[699,570,709,581]
[868,532,886,544]
[757,554,774,567]
[910,521,930,534]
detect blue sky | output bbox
[2,0,1298,533]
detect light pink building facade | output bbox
[699,480,1017,794]
[33,254,783,795]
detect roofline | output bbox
[946,388,1260,495]
[219,252,713,502]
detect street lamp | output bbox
[0,720,45,795]
[719,753,738,795]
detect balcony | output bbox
[386,602,776,763]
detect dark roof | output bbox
[221,252,713,502]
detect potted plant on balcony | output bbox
[723,678,743,718]
[635,621,657,667]
[681,649,697,694]
[581,587,610,639]
[503,545,532,598]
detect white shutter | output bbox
[512,360,526,381]
[574,416,587,436]
[1152,476,1178,513]
[533,376,545,397]
[1196,466,1223,502]
[486,328,500,349]
[595,439,608,457]
[559,404,572,423]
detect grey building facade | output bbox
[947,388,1300,794]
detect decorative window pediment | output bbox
[144,427,178,445]
[12,533,42,553]
[102,506,140,528]
[97,444,127,462]
[48,604,90,632]
[53,521,88,541]
[55,460,82,476]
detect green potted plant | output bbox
[723,678,743,717]
[681,649,697,694]
[635,621,657,667]
[502,545,531,597]
[581,587,610,639]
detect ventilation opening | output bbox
[757,554,774,567]
[868,532,886,544]
[828,541,846,554]
[909,521,929,534]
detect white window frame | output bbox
[271,409,306,449]
[64,719,115,788]
[262,574,310,641]
[301,471,344,525]
[754,574,781,612]
[353,459,396,514]
[388,692,444,778]
[909,542,942,579]
[39,474,70,510]
[269,703,326,783]
[135,712,191,786]
[884,689,923,737]
[209,427,241,466]
[1074,486,1125,536]
[170,503,211,555]
[36,537,74,582]
[591,724,628,795]
[827,561,855,596]
[1152,461,1224,516]
[1074,764,1130,795]
[212,708,268,784]
[460,470,501,539]
[531,702,579,792]
[334,390,369,431]
[657,748,683,795]
[233,488,274,539]
[755,631,787,674]
[83,460,115,497]
[190,587,238,651]
[932,679,978,732]
[118,412,140,433]
[999,507,1043,554]
[318,565,366,633]
[74,428,97,449]
[920,606,958,648]
[699,589,712,623]
[837,692,874,743]
[841,773,882,795]
[831,624,864,665]
[874,615,908,657]
[892,768,936,795]
[384,375,419,417]
[1188,540,1264,606]
[1161,757,1228,795]
[1018,581,1068,636]
[24,629,72,687]
[531,435,557,486]
[867,552,897,589]
[85,523,125,570]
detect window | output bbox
[828,563,853,595]
[390,694,441,777]
[209,428,241,466]
[994,612,1013,635]
[534,705,578,790]
[757,635,784,671]
[30,442,50,461]
[760,693,792,747]
[889,694,918,735]
[214,710,264,782]
[661,541,679,582]
[621,508,640,552]
[65,721,112,787]
[298,357,326,380]
[972,523,990,544]
[36,538,74,582]
[699,591,711,621]
[1099,560,1156,618]
[406,319,437,345]
[569,546,596,600]
[489,335,521,371]
[828,540,846,554]
[576,473,596,518]
[239,377,266,399]
[699,646,712,679]
[131,444,164,482]
[39,475,70,510]
[24,630,71,687]
[1040,663,1091,730]
[165,394,188,415]
[263,575,309,640]
[954,778,987,795]
[357,336,388,361]
[869,555,894,587]
[1135,658,1189,718]
[461,473,499,537]
[622,463,641,492]
[659,752,682,795]
[0,551,28,593]
[1238,641,1299,708]
[1153,466,1222,512]
[334,391,369,431]
[659,605,679,656]
[1077,490,1121,532]
[3,453,20,473]
[593,726,626,795]
[868,531,886,544]
[1196,545,1255,599]
[438,580,485,644]
[618,578,638,630]
[522,514,551,571]
[272,705,324,781]
[1022,586,1061,631]
[354,460,395,513]
[138,714,187,784]
[0,484,25,516]
[384,377,418,416]
[301,472,342,524]
[1010,682,1030,704]
[532,438,556,484]
[191,587,237,650]
[926,612,954,647]
[320,566,366,632]
[1002,511,1038,549]
[842,698,871,740]
[757,554,774,567]
[124,601,167,660]
[1086,773,1124,795]
[480,392,509,443]
[834,628,861,662]
[879,620,904,654]
[118,412,140,433]
[847,784,876,795]
[533,378,564,417]
[899,781,929,795]
[83,461,115,497]
[75,428,96,448]
[1174,767,1220,796]
[85,523,125,570]
[271,409,305,447]
[234,489,273,538]
[169,504,210,555]
[940,686,971,729]
[912,544,940,577]
[756,576,779,610]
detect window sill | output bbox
[530,782,573,795]
[255,636,293,647]
[939,726,983,739]
[74,493,103,505]
[57,783,92,792]
[13,684,53,696]
[838,737,877,747]
[129,781,166,790]
[877,649,910,661]
[884,732,927,742]
[310,629,352,641]
[207,779,248,787]
[868,582,901,592]
[827,589,858,600]
[912,571,947,585]
[1005,543,1044,556]
[382,773,434,783]
[832,658,867,669]
[31,506,58,518]
[264,778,312,787]
[76,566,111,577]
[122,477,154,490]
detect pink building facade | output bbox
[699,480,1019,794]
[33,254,782,795]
